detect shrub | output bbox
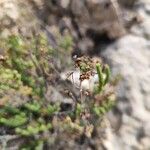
[0,33,116,149]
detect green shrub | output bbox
[0,33,116,149]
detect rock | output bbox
[0,0,19,28]
[45,0,127,39]
[118,0,137,7]
[0,135,24,150]
[0,0,19,20]
[101,34,150,149]
[0,0,41,38]
[70,0,126,38]
[102,34,150,119]
[100,3,150,149]
[44,80,80,112]
[131,1,150,40]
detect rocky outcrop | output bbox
[101,1,150,149]
[44,0,140,55]
[45,0,128,39]
[0,0,19,29]
[0,0,41,37]
[70,0,126,38]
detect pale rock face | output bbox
[131,0,150,40]
[101,1,150,147]
[0,0,19,20]
[0,0,19,28]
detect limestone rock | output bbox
[101,34,150,149]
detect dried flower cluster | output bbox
[74,56,96,81]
